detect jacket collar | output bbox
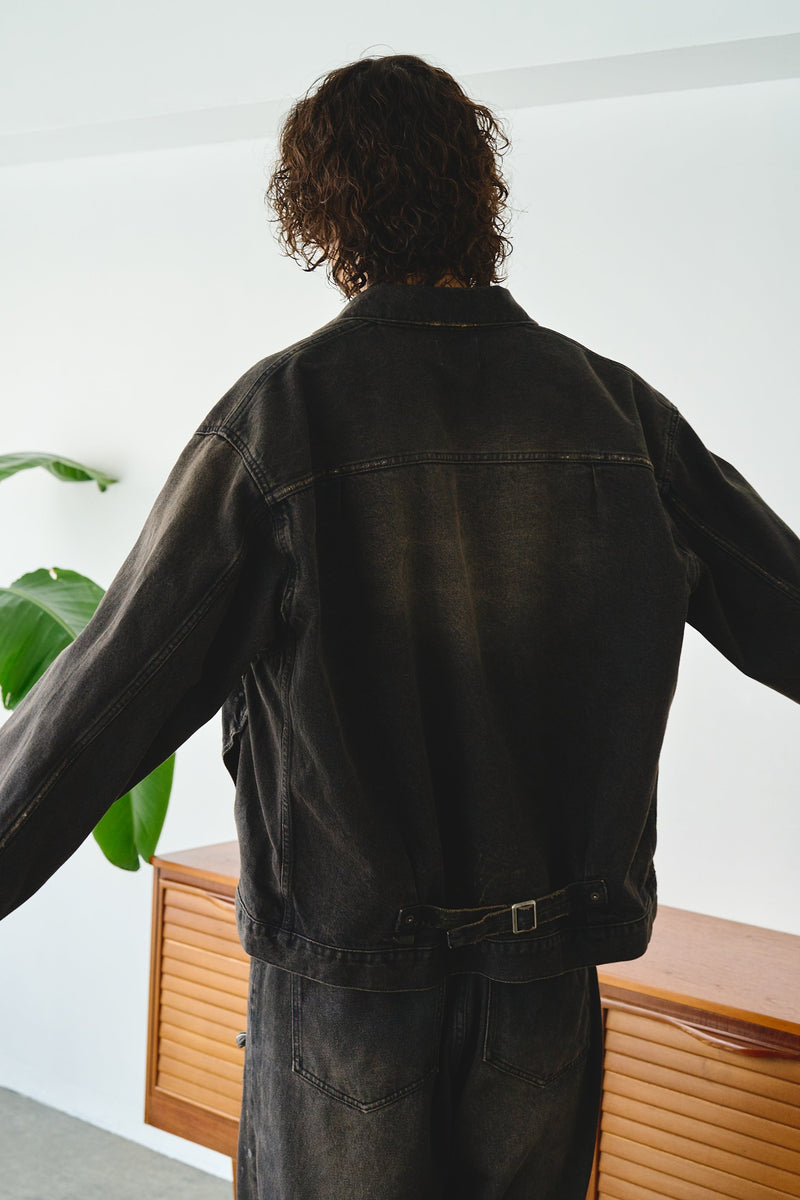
[333,281,537,327]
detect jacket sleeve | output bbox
[662,406,800,704]
[0,429,285,920]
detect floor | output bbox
[0,1087,232,1200]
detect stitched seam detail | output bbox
[196,427,274,504]
[668,491,800,605]
[483,971,593,1085]
[277,631,296,925]
[289,974,445,1110]
[235,895,442,959]
[235,900,653,957]
[336,316,533,329]
[484,1043,590,1087]
[660,404,681,493]
[200,318,367,430]
[532,327,679,415]
[265,451,654,505]
[292,1063,436,1111]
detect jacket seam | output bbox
[660,404,681,492]
[236,902,653,959]
[337,316,534,329]
[277,630,296,928]
[196,426,274,504]
[537,329,680,420]
[268,501,297,930]
[657,408,703,589]
[667,490,800,605]
[262,451,655,505]
[203,319,368,431]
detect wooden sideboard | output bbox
[146,842,800,1198]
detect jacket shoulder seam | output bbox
[196,426,275,504]
[207,319,369,431]
[535,329,679,415]
[660,404,681,493]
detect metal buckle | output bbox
[511,898,538,933]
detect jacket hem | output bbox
[235,892,656,990]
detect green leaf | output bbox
[0,561,177,869]
[0,568,105,709]
[92,755,176,870]
[0,452,117,491]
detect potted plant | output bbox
[0,451,175,870]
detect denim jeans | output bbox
[236,958,603,1199]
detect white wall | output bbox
[0,5,798,1183]
[3,0,799,133]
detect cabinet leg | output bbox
[232,1154,237,1199]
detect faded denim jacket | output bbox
[1,283,799,990]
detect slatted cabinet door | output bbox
[596,1004,800,1200]
[146,866,250,1159]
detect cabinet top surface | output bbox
[151,842,800,1032]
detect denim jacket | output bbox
[1,282,799,989]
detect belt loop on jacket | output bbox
[392,879,608,949]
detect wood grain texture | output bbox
[597,906,800,1036]
[596,1005,800,1200]
[600,1136,795,1200]
[150,841,240,886]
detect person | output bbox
[1,52,798,1200]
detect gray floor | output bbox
[0,1087,232,1200]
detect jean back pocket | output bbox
[292,975,445,1111]
[483,967,595,1087]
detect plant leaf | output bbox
[0,568,105,709]
[0,452,117,491]
[0,561,177,868]
[92,755,176,870]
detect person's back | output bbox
[1,52,798,1200]
[216,281,692,990]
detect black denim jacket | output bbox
[1,283,798,988]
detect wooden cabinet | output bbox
[586,909,800,1199]
[145,842,248,1165]
[146,844,800,1199]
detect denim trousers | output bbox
[236,957,603,1199]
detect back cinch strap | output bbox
[393,879,608,949]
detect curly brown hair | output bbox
[264,53,514,298]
